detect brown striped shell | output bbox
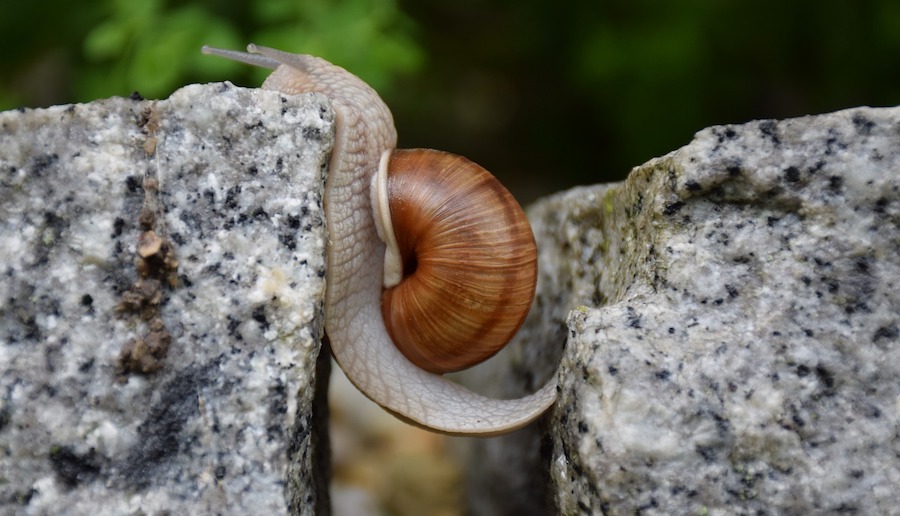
[373,149,537,374]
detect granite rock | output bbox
[545,107,900,514]
[0,84,332,514]
[457,106,899,515]
[4,82,898,516]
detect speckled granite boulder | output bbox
[0,84,332,514]
[550,107,900,514]
[458,106,899,515]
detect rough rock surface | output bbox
[0,84,332,514]
[549,107,899,514]
[459,106,899,515]
[4,83,898,516]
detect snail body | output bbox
[202,44,557,435]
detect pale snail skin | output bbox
[202,44,558,435]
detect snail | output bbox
[202,44,557,435]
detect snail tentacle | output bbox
[201,45,281,70]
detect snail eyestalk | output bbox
[201,45,281,70]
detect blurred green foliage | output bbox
[2,0,898,199]
[0,0,421,107]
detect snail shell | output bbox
[372,149,537,374]
[201,44,558,435]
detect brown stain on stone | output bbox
[115,106,179,380]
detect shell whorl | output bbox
[375,149,538,374]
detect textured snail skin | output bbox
[202,45,558,435]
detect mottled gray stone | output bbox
[549,107,899,514]
[458,106,899,515]
[0,84,332,514]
